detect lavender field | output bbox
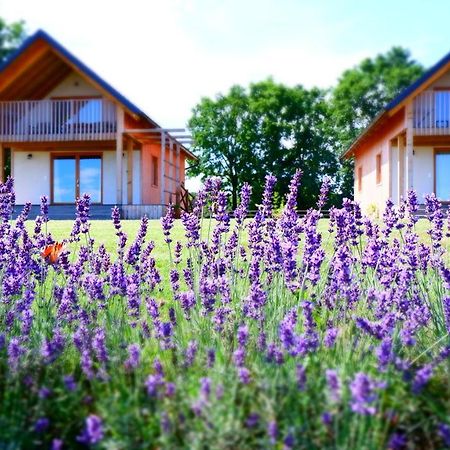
[0,173,449,449]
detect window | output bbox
[435,150,450,201]
[435,91,450,128]
[357,166,363,192]
[152,156,159,186]
[376,154,382,185]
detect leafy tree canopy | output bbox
[189,79,338,209]
[0,18,26,64]
[189,48,426,209]
[332,46,425,147]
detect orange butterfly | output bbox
[41,242,66,264]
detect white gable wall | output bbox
[429,69,450,89]
[45,72,102,98]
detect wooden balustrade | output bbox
[413,90,450,135]
[0,98,117,141]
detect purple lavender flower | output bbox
[325,369,341,402]
[443,296,450,333]
[8,337,24,371]
[322,412,333,426]
[376,337,393,371]
[51,439,64,450]
[63,375,77,392]
[388,432,407,450]
[349,372,384,415]
[124,343,141,370]
[34,417,50,433]
[184,341,198,367]
[412,364,433,394]
[317,176,331,210]
[161,203,175,245]
[237,323,249,347]
[234,183,252,225]
[160,411,171,434]
[296,364,306,391]
[200,377,211,400]
[233,347,246,367]
[238,367,251,384]
[40,195,49,222]
[245,413,260,428]
[324,327,339,348]
[77,414,104,445]
[207,348,216,368]
[92,327,108,363]
[145,374,163,397]
[38,387,52,399]
[267,420,278,445]
[165,382,176,398]
[438,423,450,447]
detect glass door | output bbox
[53,156,76,203]
[79,156,101,203]
[436,152,450,201]
[52,154,102,204]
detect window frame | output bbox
[357,166,363,192]
[376,153,382,185]
[152,155,159,187]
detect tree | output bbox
[189,79,338,209]
[0,18,26,64]
[331,47,425,199]
[188,85,260,209]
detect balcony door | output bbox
[435,150,450,201]
[52,154,102,204]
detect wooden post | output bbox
[405,101,414,192]
[176,143,181,205]
[169,139,175,201]
[116,107,124,205]
[397,135,404,204]
[127,138,133,205]
[0,144,3,183]
[160,132,166,205]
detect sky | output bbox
[2,0,450,130]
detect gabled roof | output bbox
[0,30,157,124]
[0,30,197,159]
[342,49,450,159]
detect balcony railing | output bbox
[413,90,450,135]
[0,98,117,142]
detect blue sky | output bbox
[1,0,449,128]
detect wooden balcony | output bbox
[0,98,117,142]
[413,90,450,135]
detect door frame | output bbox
[50,152,103,205]
[433,147,450,203]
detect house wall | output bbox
[45,72,102,98]
[413,146,434,201]
[13,151,50,203]
[390,145,399,203]
[354,110,405,214]
[141,143,187,205]
[429,69,450,89]
[101,150,141,204]
[13,149,141,205]
[142,142,161,204]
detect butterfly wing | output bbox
[41,243,65,264]
[41,245,54,260]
